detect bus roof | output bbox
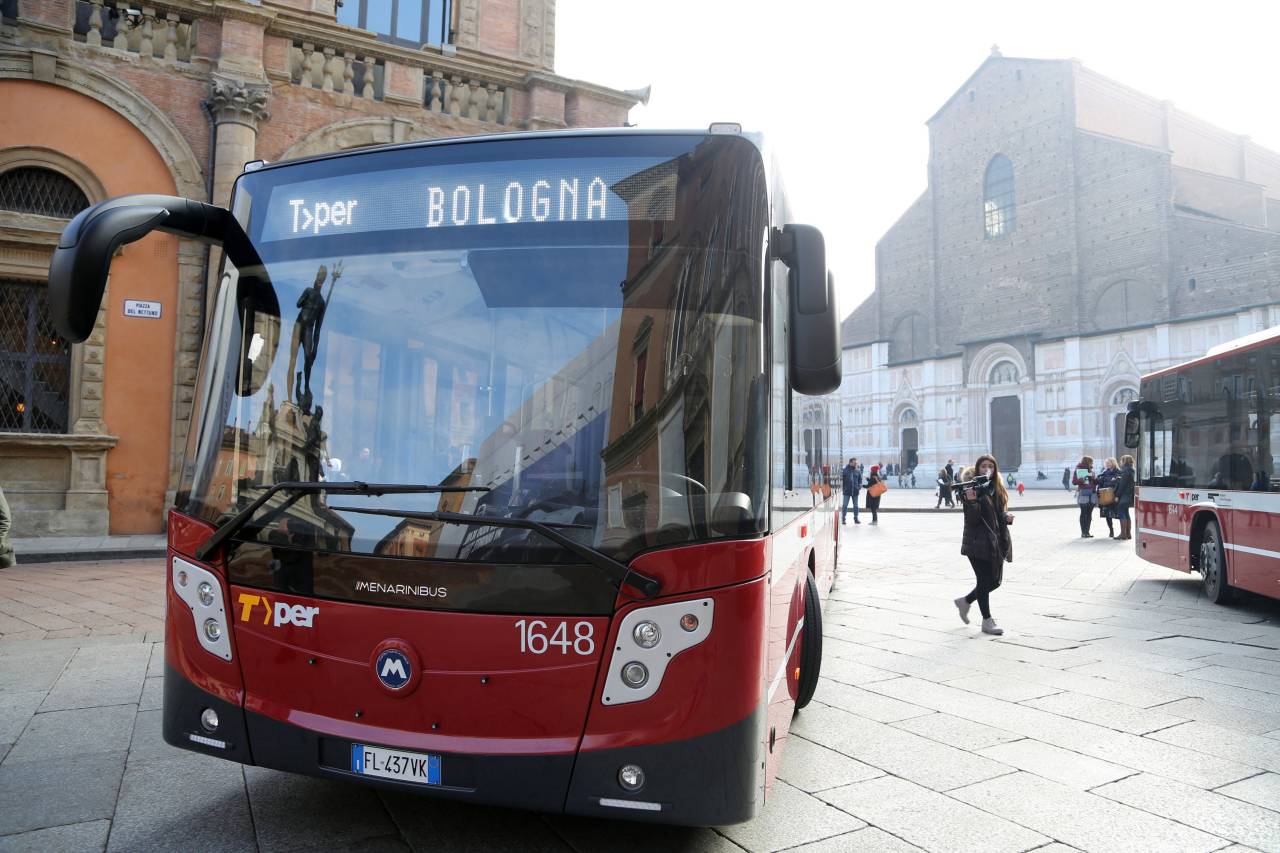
[1143,325,1280,383]
[246,126,767,175]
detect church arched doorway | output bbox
[990,396,1021,470]
[899,409,919,472]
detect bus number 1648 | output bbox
[514,619,595,655]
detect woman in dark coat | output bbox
[865,464,883,525]
[1096,457,1121,538]
[953,454,1012,635]
[1072,455,1098,538]
[1114,454,1136,540]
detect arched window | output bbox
[900,409,917,424]
[0,167,90,218]
[989,361,1019,385]
[0,167,89,434]
[983,155,1016,238]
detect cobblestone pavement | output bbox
[2,508,1279,852]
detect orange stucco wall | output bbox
[0,80,180,534]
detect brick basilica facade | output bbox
[0,0,641,536]
[839,50,1280,481]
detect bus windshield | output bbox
[178,133,771,564]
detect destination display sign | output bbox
[259,157,677,243]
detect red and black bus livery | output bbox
[50,128,844,825]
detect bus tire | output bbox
[795,571,823,711]
[1200,520,1234,605]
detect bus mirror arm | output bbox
[50,194,239,343]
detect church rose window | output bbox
[983,154,1016,238]
[0,167,91,219]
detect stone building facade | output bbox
[839,51,1280,481]
[0,0,642,536]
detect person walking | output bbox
[953,455,1013,636]
[1115,454,1136,540]
[865,465,884,524]
[936,462,955,508]
[1062,466,1071,491]
[1097,457,1121,538]
[841,457,862,525]
[0,485,14,568]
[1073,455,1099,538]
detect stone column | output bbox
[208,74,271,208]
[204,74,270,319]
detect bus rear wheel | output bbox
[795,571,823,710]
[1199,520,1233,605]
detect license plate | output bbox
[350,743,441,785]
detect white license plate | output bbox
[350,743,441,785]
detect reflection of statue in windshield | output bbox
[303,405,328,486]
[287,260,342,412]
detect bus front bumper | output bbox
[162,664,763,825]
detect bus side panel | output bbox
[1228,502,1280,599]
[1136,489,1190,573]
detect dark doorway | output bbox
[990,396,1022,470]
[901,428,918,472]
[1114,412,1126,463]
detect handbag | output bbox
[1098,487,1116,507]
[868,481,888,498]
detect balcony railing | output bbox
[424,71,508,125]
[291,41,384,101]
[72,0,197,63]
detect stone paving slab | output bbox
[950,772,1224,853]
[1215,772,1280,812]
[775,735,885,793]
[817,774,1048,853]
[3,703,136,765]
[0,820,111,853]
[975,738,1133,790]
[786,825,928,852]
[1093,772,1280,850]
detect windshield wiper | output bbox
[329,505,661,599]
[195,481,490,561]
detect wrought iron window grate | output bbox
[0,280,71,433]
[0,167,91,219]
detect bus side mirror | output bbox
[1123,400,1142,448]
[49,195,235,342]
[779,224,841,396]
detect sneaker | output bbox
[982,618,1004,636]
[954,597,971,625]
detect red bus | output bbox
[1127,326,1280,604]
[49,128,844,825]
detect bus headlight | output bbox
[172,557,233,662]
[632,620,661,648]
[602,598,714,705]
[620,661,648,688]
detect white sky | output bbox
[554,0,1280,318]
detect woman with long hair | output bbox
[1115,454,1136,540]
[953,454,1013,635]
[1072,455,1098,538]
[1097,457,1121,538]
